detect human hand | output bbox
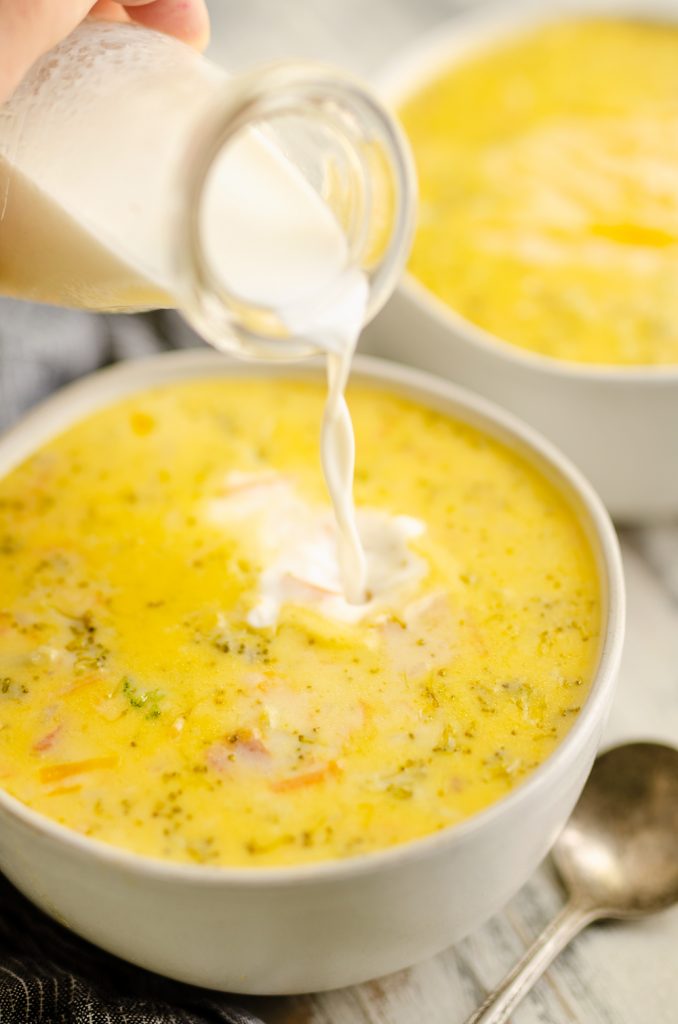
[0,0,210,102]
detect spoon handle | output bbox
[464,899,599,1024]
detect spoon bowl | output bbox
[554,742,678,918]
[467,741,678,1024]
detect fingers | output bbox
[0,0,92,100]
[89,1,130,22]
[116,0,210,49]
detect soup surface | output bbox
[401,19,678,366]
[0,378,600,866]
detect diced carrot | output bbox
[47,785,82,797]
[33,726,62,752]
[271,761,340,793]
[39,756,118,784]
[206,730,271,773]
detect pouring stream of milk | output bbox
[208,268,427,625]
[323,351,367,605]
[316,275,369,605]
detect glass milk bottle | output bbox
[0,19,414,358]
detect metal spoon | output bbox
[466,741,678,1024]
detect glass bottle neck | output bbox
[176,63,415,359]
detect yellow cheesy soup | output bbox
[401,19,678,366]
[0,378,600,866]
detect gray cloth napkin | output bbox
[0,299,202,429]
[0,298,267,1024]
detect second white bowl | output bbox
[363,0,678,522]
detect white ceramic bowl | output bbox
[363,0,678,523]
[0,350,623,994]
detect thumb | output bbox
[113,0,210,49]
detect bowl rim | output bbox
[0,349,625,887]
[376,0,678,383]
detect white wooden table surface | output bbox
[205,2,678,1021]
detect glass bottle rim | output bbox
[177,61,416,359]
